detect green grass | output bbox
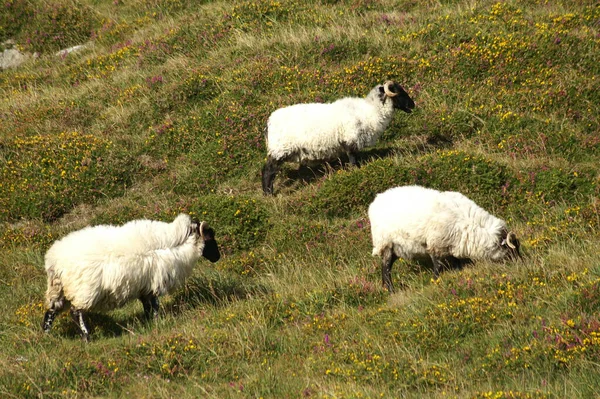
[1,0,599,397]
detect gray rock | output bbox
[56,44,88,58]
[0,48,29,69]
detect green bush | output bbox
[227,0,304,32]
[0,131,136,222]
[191,194,270,254]
[0,0,33,42]
[88,193,269,255]
[514,166,598,205]
[300,151,512,218]
[300,158,414,218]
[18,0,98,53]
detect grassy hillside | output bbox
[1,0,599,397]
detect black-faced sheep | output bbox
[368,185,521,293]
[261,80,415,195]
[41,214,220,341]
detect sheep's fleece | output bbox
[369,185,516,261]
[44,214,211,311]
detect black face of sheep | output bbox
[379,81,415,113]
[198,221,220,262]
[500,230,522,261]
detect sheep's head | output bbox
[499,229,521,261]
[191,218,221,263]
[379,81,415,113]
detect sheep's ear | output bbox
[499,228,509,246]
[190,217,201,236]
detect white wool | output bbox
[369,185,507,261]
[44,214,202,310]
[266,88,395,162]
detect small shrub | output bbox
[66,43,139,84]
[0,131,136,222]
[0,0,33,42]
[418,150,515,208]
[0,222,55,249]
[571,279,600,315]
[19,0,98,53]
[514,166,597,205]
[298,158,420,218]
[227,0,302,32]
[300,151,512,218]
[152,71,222,113]
[191,194,270,254]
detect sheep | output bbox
[41,213,220,341]
[261,80,415,195]
[368,185,521,293]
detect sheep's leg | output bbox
[342,142,359,167]
[42,297,65,332]
[140,293,160,320]
[43,270,66,333]
[381,246,397,293]
[448,256,469,271]
[347,152,358,166]
[42,308,59,333]
[70,308,90,342]
[262,156,282,195]
[430,254,442,278]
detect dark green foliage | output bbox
[518,167,597,205]
[0,0,33,42]
[227,0,303,32]
[297,158,419,218]
[13,0,98,53]
[300,151,512,218]
[571,280,600,315]
[0,132,137,223]
[190,194,270,254]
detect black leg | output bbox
[42,309,58,333]
[262,156,282,195]
[42,296,66,333]
[70,309,90,342]
[140,293,160,320]
[381,246,397,293]
[347,151,359,167]
[430,254,442,278]
[341,142,359,167]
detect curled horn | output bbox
[199,221,207,239]
[383,81,398,98]
[506,231,517,249]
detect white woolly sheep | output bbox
[369,185,521,292]
[261,80,415,195]
[41,213,220,341]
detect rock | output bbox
[0,48,30,69]
[56,44,88,58]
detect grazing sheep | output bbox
[41,214,220,341]
[368,185,521,292]
[261,80,415,195]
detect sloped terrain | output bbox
[1,0,599,397]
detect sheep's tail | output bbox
[44,264,65,311]
[372,247,382,257]
[263,125,269,144]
